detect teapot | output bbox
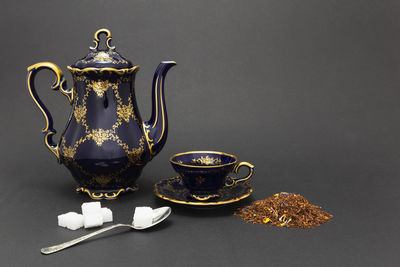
[27,29,176,199]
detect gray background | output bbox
[1,0,399,266]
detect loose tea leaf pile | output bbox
[235,192,333,228]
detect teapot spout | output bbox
[143,61,176,159]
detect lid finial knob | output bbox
[89,28,116,51]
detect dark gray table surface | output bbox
[1,0,400,266]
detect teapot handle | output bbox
[27,62,74,162]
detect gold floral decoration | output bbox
[196,176,206,184]
[127,148,144,164]
[191,156,222,166]
[74,75,86,82]
[90,128,113,146]
[93,51,112,62]
[74,105,87,123]
[127,136,145,165]
[87,80,114,97]
[117,103,133,122]
[80,51,128,65]
[93,175,112,187]
[62,145,76,159]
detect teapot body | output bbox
[27,29,176,199]
[59,67,150,198]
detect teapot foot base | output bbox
[76,185,139,200]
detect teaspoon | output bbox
[41,207,171,255]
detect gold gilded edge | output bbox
[67,66,139,75]
[225,161,255,187]
[27,71,50,133]
[27,62,63,89]
[157,77,166,143]
[151,76,159,128]
[76,187,137,199]
[169,151,238,168]
[94,28,112,41]
[153,178,252,206]
[142,123,154,156]
[90,28,115,50]
[161,60,177,64]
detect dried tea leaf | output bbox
[235,192,333,228]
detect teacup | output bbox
[170,151,255,201]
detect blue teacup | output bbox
[170,151,255,201]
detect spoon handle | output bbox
[41,223,131,255]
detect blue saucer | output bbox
[154,177,252,206]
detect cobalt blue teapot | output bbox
[27,29,176,199]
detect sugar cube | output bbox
[101,207,113,223]
[133,207,153,228]
[81,202,101,215]
[58,212,77,228]
[58,212,84,230]
[66,214,84,230]
[84,212,103,228]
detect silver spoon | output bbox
[41,207,171,255]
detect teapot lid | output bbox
[70,29,133,69]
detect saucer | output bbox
[154,177,253,206]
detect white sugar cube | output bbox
[58,212,77,228]
[101,207,113,223]
[58,212,84,230]
[66,214,84,230]
[81,202,101,215]
[84,212,104,228]
[133,207,153,228]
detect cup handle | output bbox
[225,161,255,187]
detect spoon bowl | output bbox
[133,206,171,230]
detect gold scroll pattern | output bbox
[60,74,145,188]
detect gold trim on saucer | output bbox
[153,177,252,206]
